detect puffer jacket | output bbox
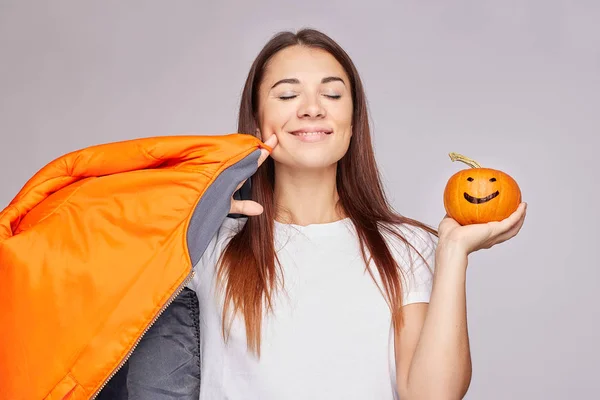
[0,133,268,400]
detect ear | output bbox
[252,114,261,138]
[254,118,262,139]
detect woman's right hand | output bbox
[229,134,278,216]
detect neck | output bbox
[273,163,344,226]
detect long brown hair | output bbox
[217,28,437,355]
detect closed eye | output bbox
[279,94,341,100]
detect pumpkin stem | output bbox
[448,152,482,168]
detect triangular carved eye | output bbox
[467,177,474,182]
[489,177,497,182]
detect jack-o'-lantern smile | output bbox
[464,190,500,204]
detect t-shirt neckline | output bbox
[274,217,352,230]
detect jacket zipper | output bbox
[90,269,195,399]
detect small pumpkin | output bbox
[443,152,521,225]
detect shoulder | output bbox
[218,216,247,238]
[379,222,438,265]
[195,217,246,269]
[212,216,246,250]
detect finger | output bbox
[491,203,527,235]
[230,199,264,216]
[487,208,527,246]
[263,132,278,148]
[233,135,279,196]
[257,134,279,167]
[495,208,527,243]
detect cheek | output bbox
[333,100,353,126]
[260,102,296,133]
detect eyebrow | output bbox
[270,76,346,89]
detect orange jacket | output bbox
[0,133,268,400]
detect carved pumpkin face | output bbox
[443,153,521,225]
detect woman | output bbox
[197,27,526,399]
[101,28,526,399]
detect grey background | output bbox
[1,1,598,398]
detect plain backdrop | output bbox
[1,1,598,399]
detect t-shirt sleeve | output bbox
[389,225,437,306]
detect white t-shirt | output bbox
[188,217,436,400]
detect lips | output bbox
[464,191,500,204]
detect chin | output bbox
[293,159,339,170]
[273,149,345,170]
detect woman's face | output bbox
[256,45,353,170]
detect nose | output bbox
[297,94,326,119]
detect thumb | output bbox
[263,133,278,148]
[257,134,278,167]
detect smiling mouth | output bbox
[290,130,333,137]
[464,191,500,204]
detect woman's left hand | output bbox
[437,202,528,256]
